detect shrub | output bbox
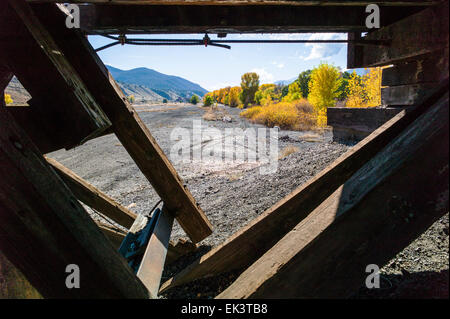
[203,94,214,107]
[162,98,168,104]
[240,99,320,131]
[240,106,263,119]
[190,95,199,105]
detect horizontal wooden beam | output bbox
[33,3,213,243]
[352,1,448,67]
[0,105,149,298]
[72,4,426,34]
[46,157,137,229]
[218,91,449,298]
[381,83,438,106]
[381,51,449,86]
[160,79,448,293]
[26,1,438,6]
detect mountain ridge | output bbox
[107,65,208,103]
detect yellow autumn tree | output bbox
[345,71,365,107]
[4,93,13,105]
[346,68,381,108]
[308,63,342,127]
[308,63,342,112]
[364,67,382,107]
[228,86,241,107]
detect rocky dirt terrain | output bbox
[47,103,448,299]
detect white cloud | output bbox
[272,61,285,68]
[302,33,346,61]
[250,68,274,83]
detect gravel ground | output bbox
[47,103,448,299]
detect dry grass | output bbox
[278,145,300,159]
[240,99,319,131]
[202,105,231,121]
[299,133,322,143]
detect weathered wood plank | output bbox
[327,107,404,142]
[160,79,448,293]
[0,67,13,92]
[381,83,438,106]
[137,206,174,298]
[33,4,213,243]
[96,222,127,249]
[25,1,439,6]
[218,91,449,298]
[353,1,449,67]
[46,156,137,228]
[5,99,84,154]
[347,32,363,69]
[0,251,42,299]
[73,4,425,35]
[382,51,449,86]
[0,106,149,298]
[166,238,198,265]
[0,1,111,151]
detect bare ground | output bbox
[47,103,448,299]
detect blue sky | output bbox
[89,33,348,91]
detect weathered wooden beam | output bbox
[160,79,448,293]
[218,91,449,298]
[96,222,128,249]
[46,156,137,229]
[166,238,198,265]
[137,206,174,298]
[0,67,13,92]
[353,1,449,67]
[0,107,149,298]
[70,4,426,34]
[347,32,363,69]
[25,1,439,6]
[33,4,213,243]
[327,106,404,142]
[0,1,111,151]
[0,250,42,298]
[381,83,438,106]
[381,50,449,86]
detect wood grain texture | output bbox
[354,1,449,67]
[218,92,449,298]
[74,4,425,34]
[32,4,213,243]
[25,1,438,6]
[0,1,111,152]
[46,157,137,229]
[381,50,449,86]
[160,79,448,293]
[0,106,149,298]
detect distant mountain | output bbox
[274,77,297,86]
[107,65,208,103]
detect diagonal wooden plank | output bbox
[32,3,213,243]
[7,0,111,131]
[160,80,448,293]
[218,91,449,298]
[46,156,137,229]
[0,103,149,298]
[0,1,111,152]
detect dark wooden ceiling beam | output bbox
[70,4,427,34]
[26,1,439,6]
